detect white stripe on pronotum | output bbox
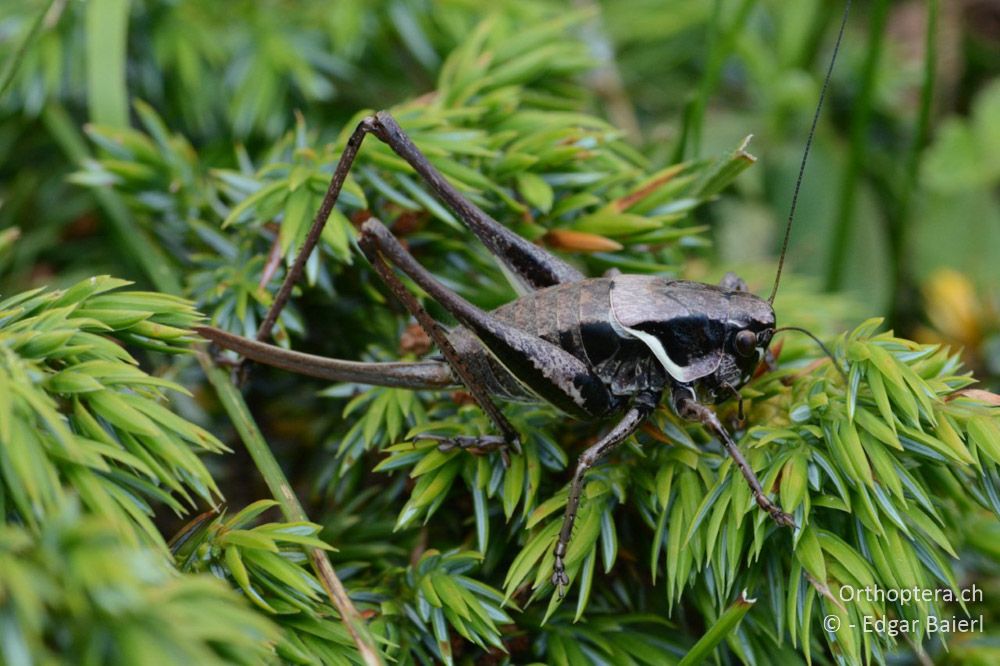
[609,290,703,384]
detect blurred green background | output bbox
[2,1,1000,664]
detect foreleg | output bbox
[672,387,794,528]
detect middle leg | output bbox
[550,390,660,597]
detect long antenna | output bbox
[768,0,852,304]
[773,326,848,382]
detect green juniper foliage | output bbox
[171,499,362,664]
[0,503,279,665]
[0,276,222,543]
[2,0,1000,664]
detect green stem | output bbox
[797,2,838,71]
[676,0,755,161]
[201,356,385,666]
[678,590,756,666]
[0,0,59,102]
[825,0,889,290]
[85,0,130,127]
[888,0,937,326]
[41,104,182,295]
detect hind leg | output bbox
[359,218,614,422]
[256,112,585,347]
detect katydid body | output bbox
[196,110,798,595]
[201,0,853,604]
[201,0,852,592]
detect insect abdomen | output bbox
[492,278,621,368]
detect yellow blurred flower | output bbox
[915,268,999,379]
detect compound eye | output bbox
[734,329,757,357]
